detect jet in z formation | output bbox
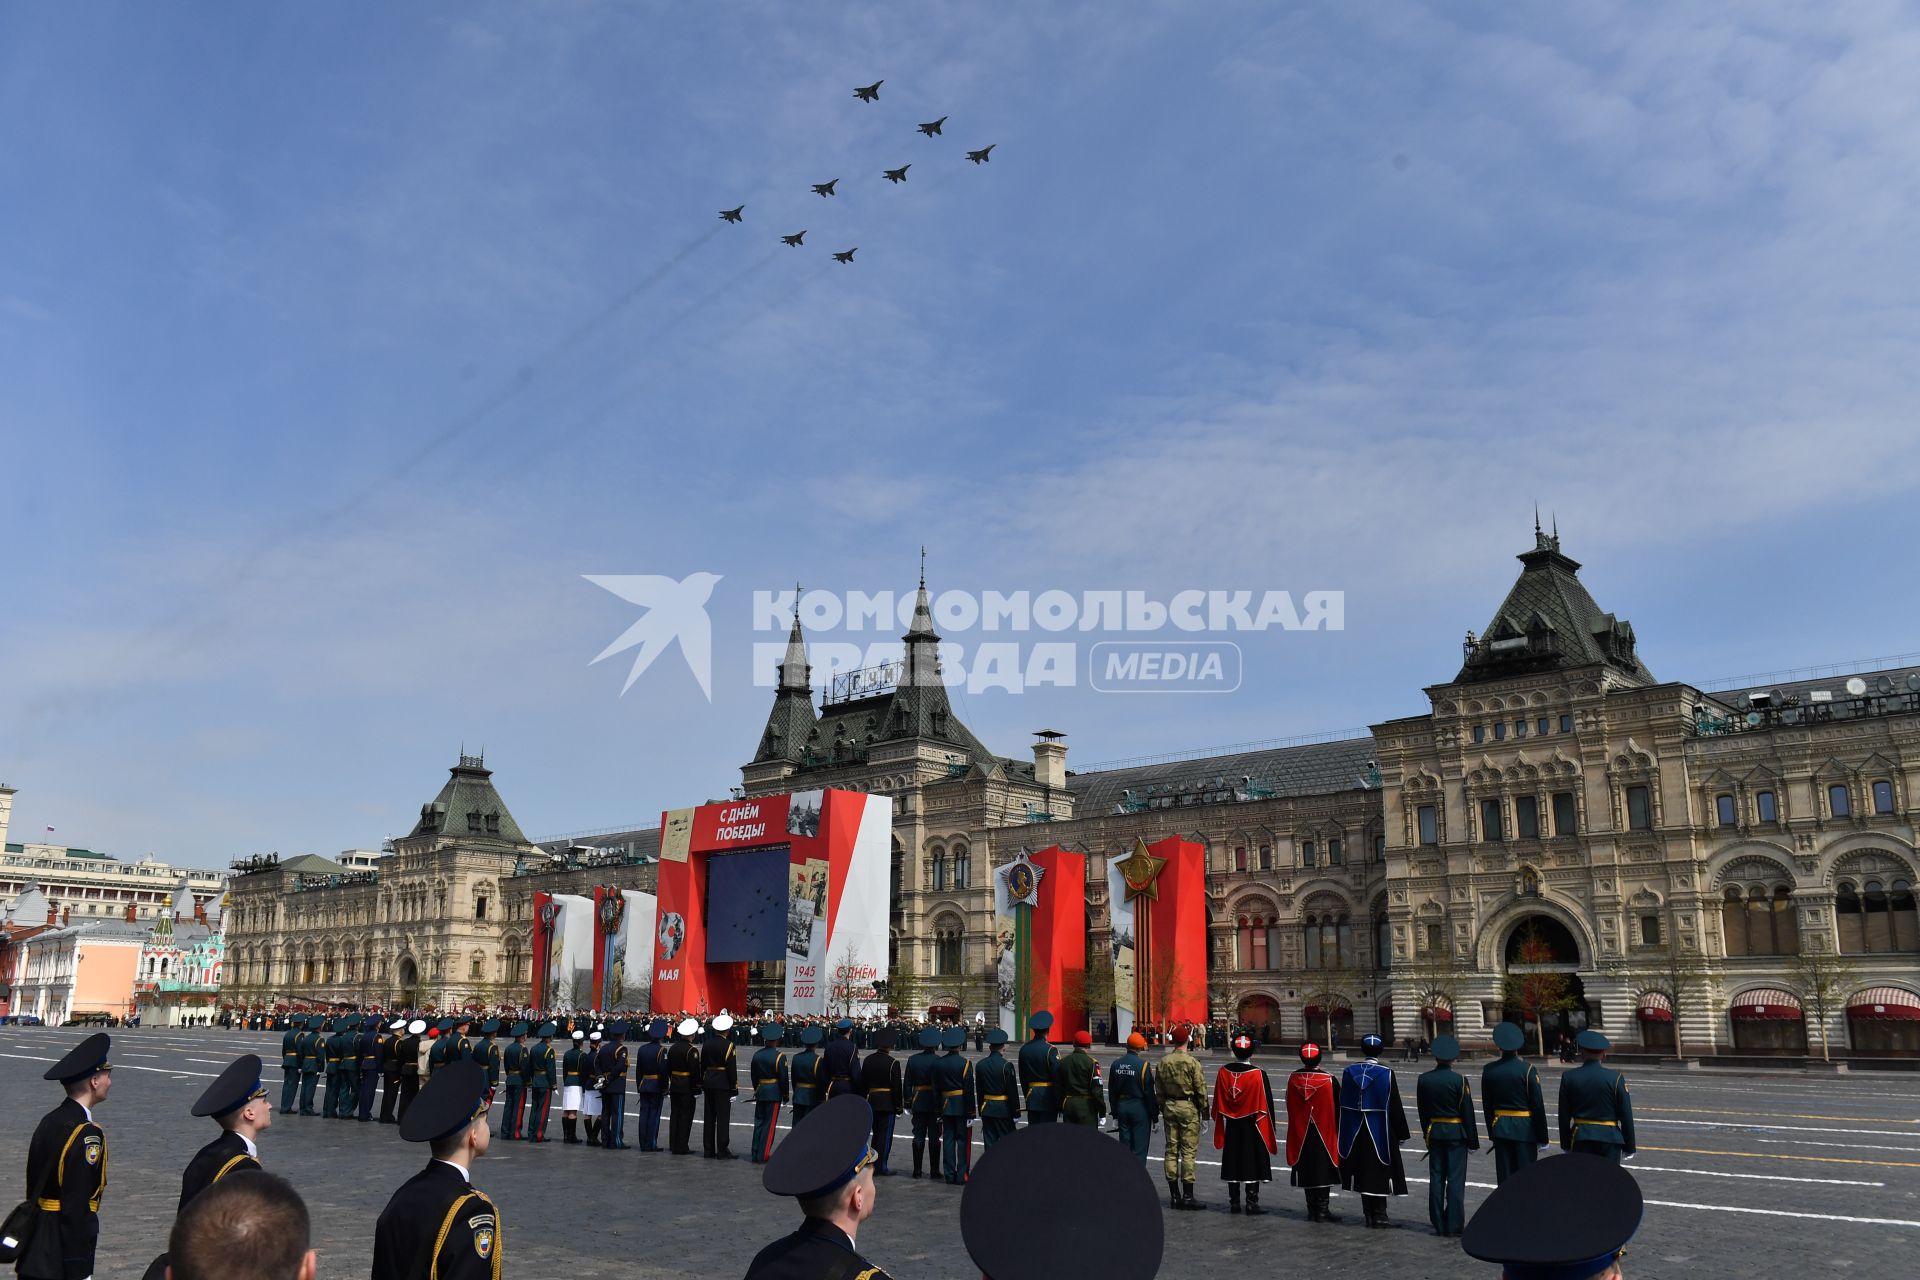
[833,248,857,263]
[918,117,946,137]
[854,81,882,102]
[966,146,994,164]
[884,165,910,184]
[782,231,806,246]
[812,179,838,197]
[719,205,744,222]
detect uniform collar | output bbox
[432,1158,472,1184]
[239,1133,258,1157]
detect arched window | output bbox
[1719,862,1798,957]
[933,918,964,977]
[952,844,971,890]
[1235,906,1279,970]
[1838,878,1920,954]
[930,846,948,893]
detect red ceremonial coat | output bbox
[1285,1066,1340,1168]
[1211,1063,1277,1153]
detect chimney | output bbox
[194,898,206,925]
[1032,730,1067,791]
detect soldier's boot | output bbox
[584,1117,599,1145]
[911,1143,923,1178]
[562,1116,580,1145]
[1245,1183,1265,1216]
[1228,1184,1242,1214]
[1319,1190,1343,1223]
[1183,1181,1204,1211]
[1166,1178,1182,1210]
[1365,1196,1390,1229]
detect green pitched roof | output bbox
[405,755,530,846]
[1456,530,1654,686]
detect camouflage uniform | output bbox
[1154,1042,1209,1208]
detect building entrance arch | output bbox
[1236,993,1282,1042]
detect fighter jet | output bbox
[918,117,946,137]
[966,145,995,164]
[781,231,806,247]
[719,205,745,222]
[883,165,910,184]
[832,248,857,263]
[812,179,838,197]
[854,81,882,102]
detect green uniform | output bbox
[1018,1035,1060,1122]
[905,1046,942,1177]
[1153,1045,1207,1186]
[974,1049,1021,1147]
[1058,1048,1106,1127]
[934,1049,975,1184]
[1559,1060,1634,1163]
[297,1028,323,1113]
[749,1044,789,1164]
[789,1047,823,1127]
[1415,1065,1479,1235]
[279,1026,301,1113]
[1480,1051,1548,1184]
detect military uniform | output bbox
[666,1019,702,1154]
[560,1033,589,1145]
[1414,1036,1480,1236]
[934,1028,975,1184]
[1106,1037,1157,1163]
[372,1060,501,1280]
[745,1096,891,1280]
[1284,1045,1342,1222]
[395,1020,426,1121]
[1481,1022,1548,1184]
[750,1025,791,1164]
[634,1021,668,1151]
[974,1030,1021,1149]
[1558,1031,1634,1164]
[1463,1146,1643,1280]
[18,1036,112,1280]
[1058,1039,1106,1127]
[700,1017,738,1158]
[1212,1037,1278,1215]
[601,1025,631,1149]
[500,1027,528,1140]
[789,1027,826,1130]
[356,1019,383,1120]
[904,1028,942,1178]
[278,1019,303,1114]
[1017,1013,1060,1123]
[1152,1034,1208,1209]
[858,1032,903,1175]
[297,1022,324,1114]
[822,1021,862,1098]
[525,1026,559,1142]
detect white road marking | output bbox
[1628,1165,1883,1186]
[1465,1183,1920,1229]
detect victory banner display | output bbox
[652,788,891,1016]
[531,891,595,1012]
[592,887,658,1010]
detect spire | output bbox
[777,585,811,693]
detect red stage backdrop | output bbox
[1141,834,1208,1027]
[1029,845,1088,1041]
[652,789,891,1017]
[530,890,554,1010]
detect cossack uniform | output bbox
[1337,1034,1410,1228]
[1284,1042,1341,1222]
[1212,1034,1278,1216]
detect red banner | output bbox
[690,795,791,851]
[1030,845,1087,1042]
[530,891,555,1011]
[1141,834,1208,1027]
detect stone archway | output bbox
[1501,913,1589,1053]
[396,954,419,1004]
[1236,993,1283,1043]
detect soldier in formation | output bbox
[371,1061,502,1280]
[1559,1029,1635,1164]
[905,1026,943,1178]
[1283,1041,1341,1222]
[1481,1021,1549,1184]
[860,1028,903,1175]
[750,1022,790,1164]
[1337,1033,1409,1228]
[1152,1024,1208,1210]
[701,1013,739,1158]
[1414,1033,1479,1236]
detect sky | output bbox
[5,1,1920,867]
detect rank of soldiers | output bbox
[12,1013,1640,1280]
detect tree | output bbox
[1404,949,1472,1042]
[1791,937,1859,1063]
[887,951,929,1018]
[1504,924,1582,1055]
[565,968,594,1013]
[1633,941,1713,1060]
[1141,945,1205,1029]
[1300,968,1362,1049]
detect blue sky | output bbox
[5,2,1919,865]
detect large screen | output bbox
[703,845,791,963]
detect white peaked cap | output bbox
[408,1019,427,1034]
[389,1019,406,1031]
[590,1031,603,1041]
[677,1017,699,1036]
[572,1029,585,1040]
[712,1014,734,1032]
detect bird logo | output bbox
[584,572,723,699]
